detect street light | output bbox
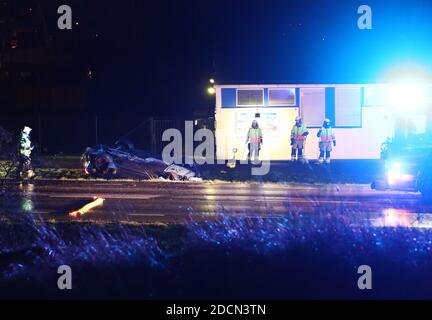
[207,78,216,95]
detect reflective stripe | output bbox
[291,125,308,141]
[250,137,262,143]
[20,133,32,156]
[247,128,262,144]
[321,136,333,142]
[293,134,305,140]
[20,150,31,156]
[319,127,335,142]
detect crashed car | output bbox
[80,143,201,181]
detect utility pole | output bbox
[38,115,42,153]
[95,115,98,145]
[150,117,155,153]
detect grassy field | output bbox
[1,209,432,299]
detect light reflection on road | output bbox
[5,181,432,226]
[19,183,34,213]
[370,208,432,229]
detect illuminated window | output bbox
[300,88,325,127]
[268,88,296,106]
[335,88,361,127]
[237,89,264,106]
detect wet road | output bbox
[2,180,432,226]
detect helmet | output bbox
[324,118,331,124]
[23,126,32,134]
[295,116,302,122]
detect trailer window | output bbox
[268,88,296,106]
[335,88,362,127]
[237,89,264,107]
[364,87,390,106]
[300,88,325,127]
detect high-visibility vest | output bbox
[318,127,335,142]
[291,125,308,141]
[247,128,262,144]
[20,133,32,157]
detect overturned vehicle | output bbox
[80,143,201,181]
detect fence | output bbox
[0,115,203,155]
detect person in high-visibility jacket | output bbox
[17,126,35,179]
[246,120,263,163]
[317,119,336,164]
[291,116,309,162]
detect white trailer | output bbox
[214,83,432,161]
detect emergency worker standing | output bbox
[317,119,336,164]
[246,120,263,163]
[291,116,309,162]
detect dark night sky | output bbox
[6,0,432,117]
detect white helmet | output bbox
[23,126,32,134]
[295,116,302,122]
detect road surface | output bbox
[2,180,432,226]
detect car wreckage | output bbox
[80,143,201,181]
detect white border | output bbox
[217,83,432,89]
